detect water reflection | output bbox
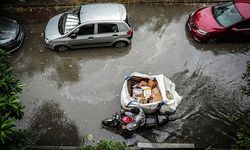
[11,23,131,84]
[26,101,81,146]
[56,46,130,60]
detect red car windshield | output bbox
[212,2,243,27]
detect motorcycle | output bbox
[102,107,169,137]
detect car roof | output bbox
[80,3,127,23]
[235,0,250,19]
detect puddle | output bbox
[9,3,250,148]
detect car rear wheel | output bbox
[114,41,128,48]
[55,45,69,52]
[206,38,219,44]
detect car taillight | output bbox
[127,30,133,36]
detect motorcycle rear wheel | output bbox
[121,129,134,138]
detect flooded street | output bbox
[9,3,250,148]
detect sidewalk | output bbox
[0,0,229,7]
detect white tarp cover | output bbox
[121,72,182,114]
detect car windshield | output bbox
[212,2,243,27]
[59,7,80,35]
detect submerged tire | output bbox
[55,45,69,52]
[206,38,219,44]
[113,41,128,48]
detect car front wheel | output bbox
[206,38,219,44]
[55,45,69,52]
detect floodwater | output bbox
[9,3,250,148]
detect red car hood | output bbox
[192,7,222,31]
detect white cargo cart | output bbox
[121,72,182,114]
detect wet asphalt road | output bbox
[9,3,250,148]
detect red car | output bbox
[186,0,250,43]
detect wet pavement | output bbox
[9,3,250,148]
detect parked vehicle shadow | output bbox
[10,22,132,84]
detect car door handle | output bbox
[112,34,118,37]
[88,37,94,40]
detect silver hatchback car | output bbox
[44,3,133,52]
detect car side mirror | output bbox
[70,33,77,38]
[231,28,238,32]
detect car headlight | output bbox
[197,28,207,35]
[45,38,52,44]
